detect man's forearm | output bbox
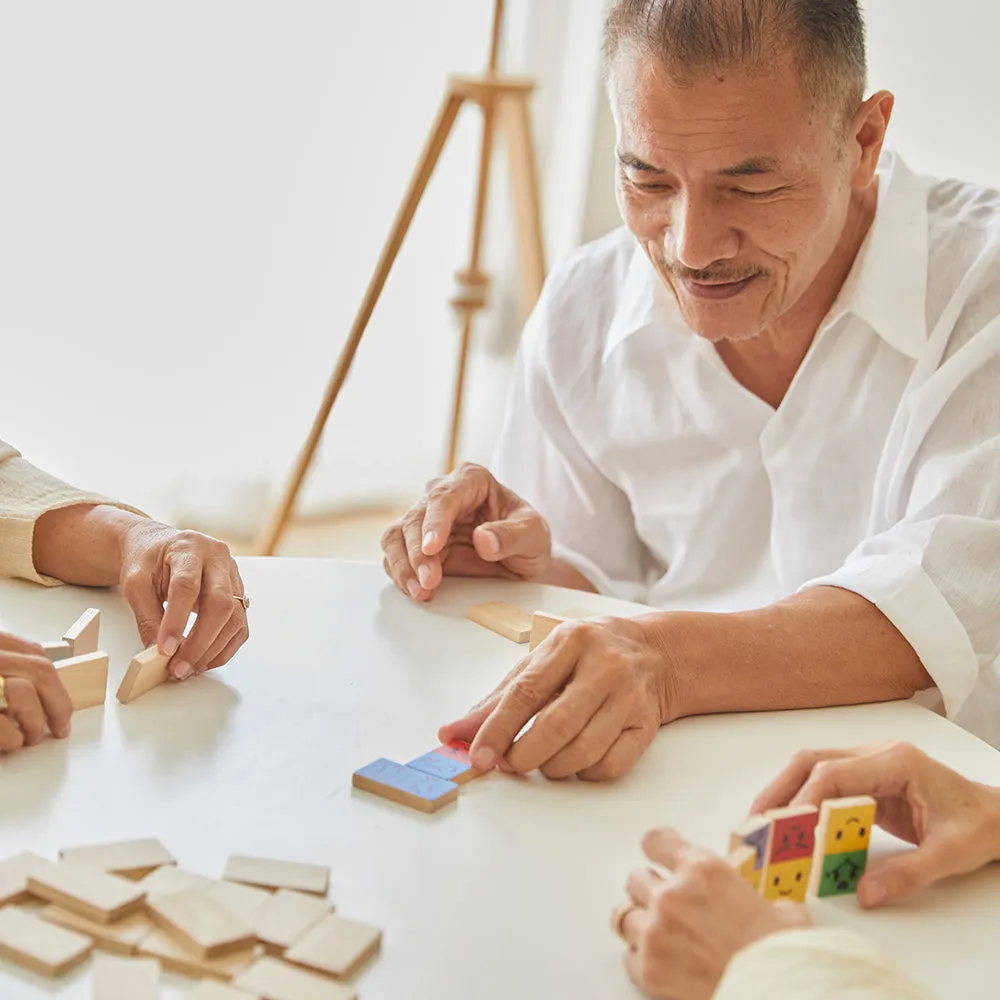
[642,586,934,723]
[33,504,146,586]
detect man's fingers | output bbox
[157,551,203,662]
[532,696,622,779]
[750,748,857,814]
[4,677,48,746]
[191,616,242,675]
[578,726,656,783]
[625,867,663,909]
[0,716,24,753]
[789,745,913,810]
[205,627,249,674]
[0,652,72,739]
[472,506,548,564]
[619,904,651,949]
[640,827,699,871]
[121,570,168,653]
[401,511,442,594]
[420,466,491,557]
[170,562,234,680]
[381,528,429,602]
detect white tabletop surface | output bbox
[0,558,997,999]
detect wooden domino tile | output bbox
[352,758,459,813]
[41,905,153,956]
[254,889,331,955]
[27,860,146,924]
[207,880,274,926]
[234,956,358,1000]
[0,851,55,906]
[92,953,160,999]
[55,652,109,711]
[42,640,73,662]
[137,865,216,899]
[809,795,877,898]
[0,906,93,977]
[406,740,486,786]
[63,608,101,656]
[760,805,819,904]
[284,913,382,980]
[728,816,771,893]
[465,601,532,643]
[60,837,175,881]
[528,611,569,651]
[147,888,255,959]
[223,856,330,897]
[189,982,264,1000]
[116,646,171,705]
[135,928,259,982]
[727,845,758,889]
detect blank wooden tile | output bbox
[41,905,153,956]
[466,601,532,643]
[92,953,159,999]
[528,611,569,651]
[147,888,255,959]
[223,856,329,897]
[234,956,357,1000]
[116,646,171,705]
[254,889,331,955]
[56,652,109,711]
[42,640,73,662]
[189,982,263,1000]
[207,880,273,926]
[27,861,146,924]
[0,906,92,977]
[353,758,458,813]
[136,928,259,982]
[285,913,381,980]
[59,838,174,880]
[137,866,215,899]
[0,851,55,906]
[63,607,100,656]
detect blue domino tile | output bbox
[354,758,457,802]
[406,750,472,782]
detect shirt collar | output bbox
[603,148,930,363]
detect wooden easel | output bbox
[254,0,546,556]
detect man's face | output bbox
[609,50,857,342]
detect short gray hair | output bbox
[603,0,867,116]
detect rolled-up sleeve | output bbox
[716,928,937,1000]
[800,318,1000,720]
[492,278,653,604]
[0,440,145,586]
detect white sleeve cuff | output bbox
[550,541,650,606]
[799,553,979,719]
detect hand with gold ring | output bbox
[613,828,809,999]
[0,633,74,752]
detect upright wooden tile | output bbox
[728,816,771,893]
[92,953,160,999]
[137,865,215,899]
[41,905,153,956]
[284,913,381,980]
[352,758,459,813]
[116,646,171,705]
[42,640,73,662]
[27,861,146,924]
[808,795,877,897]
[0,851,55,906]
[56,652,109,711]
[465,601,532,643]
[760,805,818,904]
[254,889,331,956]
[135,928,259,982]
[234,956,357,1000]
[207,880,273,926]
[189,982,263,1000]
[59,838,174,880]
[528,611,569,651]
[223,856,329,897]
[406,740,486,786]
[0,906,92,977]
[63,608,101,656]
[147,888,255,959]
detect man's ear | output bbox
[851,90,895,187]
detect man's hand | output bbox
[119,520,249,680]
[438,616,668,780]
[381,464,553,602]
[618,828,809,1000]
[0,633,74,750]
[751,741,1000,908]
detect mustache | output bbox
[659,257,767,284]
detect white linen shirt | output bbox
[493,151,1000,747]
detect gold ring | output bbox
[0,676,7,712]
[235,595,250,611]
[610,902,635,942]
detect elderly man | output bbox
[0,439,249,752]
[383,0,1000,777]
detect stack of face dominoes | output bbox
[728,795,878,903]
[0,840,379,999]
[352,740,487,813]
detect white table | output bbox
[0,559,997,999]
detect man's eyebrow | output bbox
[718,157,780,177]
[616,150,662,172]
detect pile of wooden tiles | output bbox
[0,839,380,999]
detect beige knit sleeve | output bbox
[0,440,146,587]
[715,927,937,1000]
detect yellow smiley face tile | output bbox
[823,800,877,855]
[763,857,812,903]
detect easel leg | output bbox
[443,97,499,473]
[504,93,547,315]
[254,92,466,555]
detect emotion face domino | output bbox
[762,857,812,903]
[728,816,771,893]
[769,811,819,864]
[406,741,485,786]
[352,759,459,813]
[816,849,869,897]
[822,797,877,856]
[759,805,817,903]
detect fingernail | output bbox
[406,580,421,600]
[861,878,886,907]
[479,529,500,557]
[418,565,433,589]
[163,637,179,657]
[172,661,193,680]
[472,747,496,769]
[422,531,437,552]
[55,724,71,740]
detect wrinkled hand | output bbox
[750,741,1000,908]
[119,520,249,680]
[0,632,73,750]
[381,463,551,602]
[618,828,809,1000]
[439,616,666,781]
